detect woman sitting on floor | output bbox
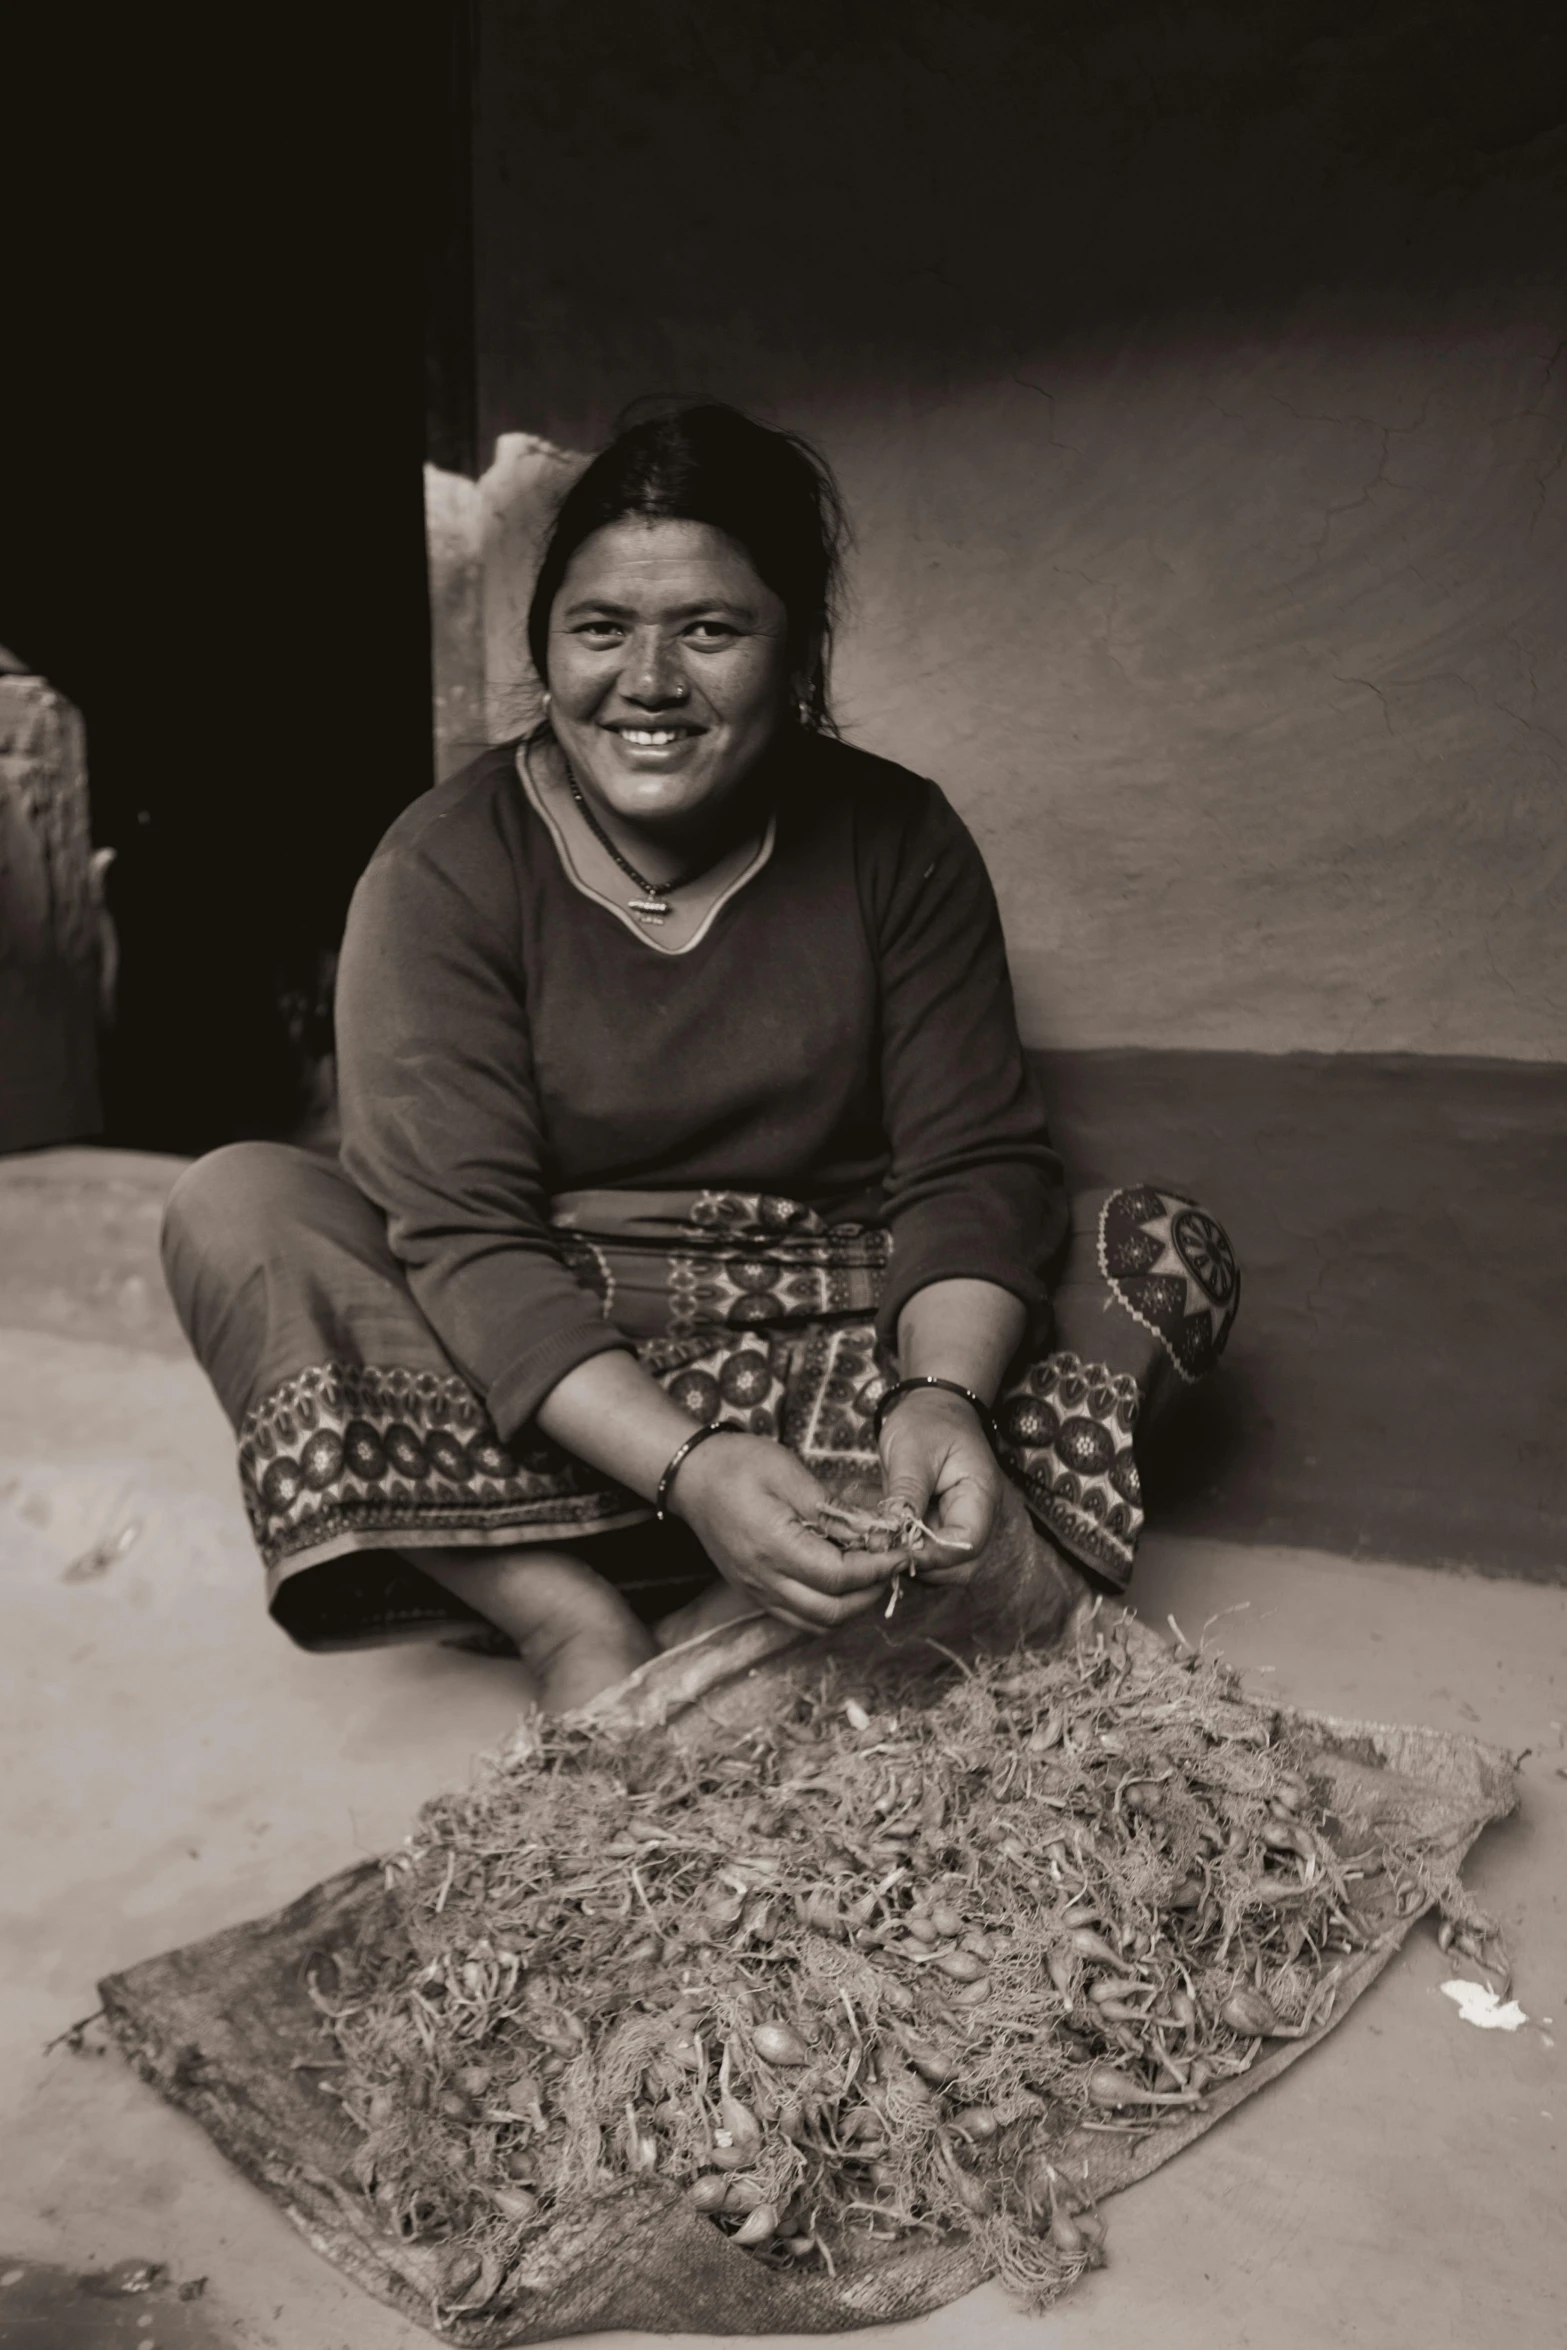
[163,404,1238,1711]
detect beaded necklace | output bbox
[561,771,720,923]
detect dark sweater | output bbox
[335,733,1066,1443]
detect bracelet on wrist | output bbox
[654,1419,746,1522]
[872,1375,997,1449]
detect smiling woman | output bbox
[159,404,1240,1711]
[529,518,791,941]
[549,522,789,827]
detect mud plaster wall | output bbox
[469,0,1567,1060]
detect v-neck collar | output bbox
[515,742,777,956]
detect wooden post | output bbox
[424,434,587,782]
[0,650,103,1150]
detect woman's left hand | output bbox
[877,1388,1004,1582]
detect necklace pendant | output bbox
[629,897,672,922]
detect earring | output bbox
[541,689,552,714]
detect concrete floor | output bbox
[1,1151,1563,2349]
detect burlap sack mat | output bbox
[100,1599,1517,2341]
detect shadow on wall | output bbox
[827,311,1567,1067]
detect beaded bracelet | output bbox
[871,1375,997,1448]
[654,1420,746,1522]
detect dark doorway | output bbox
[3,11,466,1153]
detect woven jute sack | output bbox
[100,1554,1516,2342]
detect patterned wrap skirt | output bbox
[161,1145,1239,1649]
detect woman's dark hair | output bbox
[526,403,849,733]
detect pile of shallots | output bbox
[317,1610,1486,2320]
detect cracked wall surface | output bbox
[471,0,1567,1059]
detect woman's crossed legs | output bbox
[409,1466,1085,1716]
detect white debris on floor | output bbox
[1440,1979,1529,2031]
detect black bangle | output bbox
[654,1420,746,1522]
[872,1375,997,1448]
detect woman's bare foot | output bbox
[411,1546,657,1713]
[653,1577,760,1652]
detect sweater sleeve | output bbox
[334,829,631,1442]
[866,780,1068,1345]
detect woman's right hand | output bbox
[669,1433,899,1632]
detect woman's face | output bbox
[545,518,793,833]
